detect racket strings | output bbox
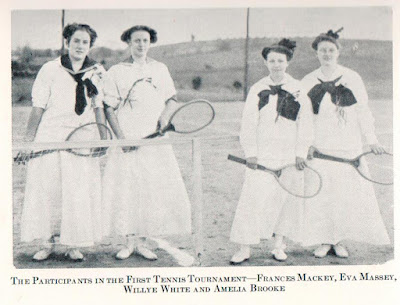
[357,153,393,185]
[170,100,215,134]
[227,155,322,198]
[277,166,322,198]
[14,123,114,163]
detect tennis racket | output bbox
[312,149,393,185]
[145,99,215,139]
[228,154,323,198]
[14,122,113,164]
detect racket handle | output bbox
[227,154,247,165]
[144,124,175,139]
[313,150,348,163]
[144,131,161,139]
[227,154,270,172]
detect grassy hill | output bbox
[12,37,392,104]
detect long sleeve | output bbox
[295,90,314,159]
[102,67,122,109]
[351,72,378,145]
[240,86,260,158]
[31,63,52,109]
[160,64,177,102]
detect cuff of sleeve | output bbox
[295,144,310,159]
[92,95,104,108]
[165,95,177,105]
[31,103,47,109]
[103,94,120,109]
[365,133,379,145]
[243,146,258,158]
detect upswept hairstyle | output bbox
[262,38,297,61]
[63,23,98,47]
[312,27,343,50]
[120,25,158,44]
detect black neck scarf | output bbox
[307,76,357,114]
[257,85,300,121]
[61,54,99,115]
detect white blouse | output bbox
[240,73,313,161]
[102,58,176,139]
[301,65,378,152]
[32,57,105,142]
[103,58,176,109]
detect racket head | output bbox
[274,164,323,198]
[356,151,393,185]
[65,122,113,157]
[168,99,215,134]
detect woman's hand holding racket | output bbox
[246,157,258,170]
[14,122,113,164]
[145,99,215,139]
[228,154,323,198]
[311,147,393,185]
[369,144,386,155]
[296,157,307,170]
[115,99,215,154]
[307,146,317,160]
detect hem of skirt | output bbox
[106,231,192,238]
[230,239,261,246]
[59,241,96,247]
[300,238,392,247]
[20,238,97,248]
[231,232,303,245]
[20,236,54,245]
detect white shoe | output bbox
[230,247,250,265]
[33,248,53,261]
[134,245,158,261]
[314,244,332,258]
[66,249,84,261]
[271,248,288,261]
[116,243,135,260]
[333,244,349,258]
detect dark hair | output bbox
[63,23,98,47]
[121,25,158,44]
[262,38,296,61]
[312,27,343,50]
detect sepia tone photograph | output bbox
[10,6,394,271]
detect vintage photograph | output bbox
[11,6,393,271]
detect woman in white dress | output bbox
[20,23,106,261]
[301,29,390,258]
[102,25,191,260]
[230,39,313,264]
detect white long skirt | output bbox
[20,152,103,247]
[301,149,390,246]
[230,159,304,245]
[102,145,192,237]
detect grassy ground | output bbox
[12,99,393,268]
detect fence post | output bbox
[192,138,204,260]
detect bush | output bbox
[192,76,202,90]
[233,81,242,90]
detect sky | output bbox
[11,7,392,50]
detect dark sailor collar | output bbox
[60,54,98,75]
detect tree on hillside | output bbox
[21,45,34,64]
